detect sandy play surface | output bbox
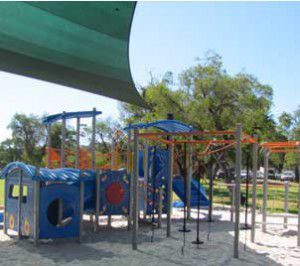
[0,208,299,266]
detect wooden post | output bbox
[158,187,163,229]
[17,169,23,240]
[61,111,66,168]
[284,181,289,229]
[132,129,139,250]
[95,169,100,232]
[251,134,258,243]
[91,108,96,169]
[75,117,80,169]
[262,148,269,233]
[33,168,40,245]
[79,173,85,243]
[167,137,174,237]
[234,124,242,259]
[186,137,192,220]
[47,124,51,168]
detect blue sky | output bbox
[0,1,299,141]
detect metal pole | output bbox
[262,148,269,233]
[61,111,66,168]
[17,169,23,239]
[234,124,242,259]
[208,157,214,222]
[230,180,235,223]
[79,174,85,243]
[127,128,132,230]
[92,108,96,169]
[75,117,80,169]
[186,137,192,220]
[3,177,7,234]
[297,143,300,246]
[158,187,163,229]
[284,181,289,229]
[251,134,258,243]
[33,168,40,245]
[95,169,100,232]
[132,129,139,250]
[167,137,174,237]
[143,133,149,220]
[107,135,115,227]
[47,124,51,168]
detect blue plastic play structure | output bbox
[172,176,209,208]
[0,162,130,240]
[0,117,210,242]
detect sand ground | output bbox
[0,207,299,266]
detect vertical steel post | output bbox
[186,137,192,220]
[33,168,40,246]
[251,134,258,243]
[61,111,66,168]
[230,180,235,223]
[95,169,100,232]
[17,169,23,239]
[167,137,174,237]
[127,128,133,229]
[262,148,269,232]
[284,181,289,229]
[158,187,163,229]
[3,177,7,234]
[297,143,300,246]
[143,133,149,219]
[47,124,51,168]
[92,108,96,169]
[75,117,80,169]
[208,157,214,222]
[79,173,85,243]
[132,129,139,250]
[234,124,242,259]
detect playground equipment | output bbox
[252,141,300,246]
[127,121,260,258]
[2,110,299,261]
[0,162,131,243]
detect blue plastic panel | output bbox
[124,119,194,133]
[39,183,80,239]
[99,170,130,216]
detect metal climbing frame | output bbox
[255,141,300,246]
[128,120,257,259]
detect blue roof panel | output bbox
[124,120,194,133]
[43,110,102,125]
[0,162,95,184]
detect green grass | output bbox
[201,179,299,214]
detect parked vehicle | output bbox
[241,169,252,179]
[268,169,276,179]
[275,173,281,180]
[281,170,295,181]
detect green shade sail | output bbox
[0,1,147,107]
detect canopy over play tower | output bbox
[0,2,146,107]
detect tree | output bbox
[7,113,45,165]
[120,52,277,179]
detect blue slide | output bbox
[173,176,210,208]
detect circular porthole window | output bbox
[47,198,74,228]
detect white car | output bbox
[281,171,295,181]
